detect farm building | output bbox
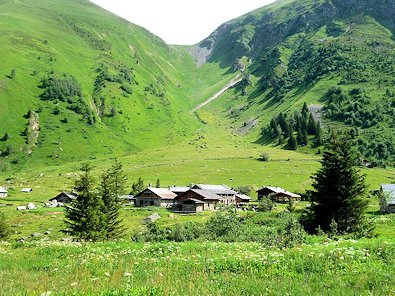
[134,187,177,208]
[0,187,8,198]
[235,194,252,204]
[380,184,395,213]
[50,192,78,204]
[191,184,237,205]
[174,189,223,212]
[21,188,33,193]
[257,186,301,203]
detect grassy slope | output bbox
[0,0,236,171]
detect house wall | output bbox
[271,194,300,203]
[135,197,161,207]
[0,193,7,198]
[182,203,203,213]
[160,200,175,208]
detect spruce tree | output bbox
[155,178,160,188]
[307,113,317,135]
[313,122,322,147]
[288,132,297,150]
[99,159,126,239]
[301,136,368,234]
[64,163,106,241]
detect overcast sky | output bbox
[89,0,276,45]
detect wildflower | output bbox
[340,256,344,260]
[92,277,99,281]
[40,292,52,296]
[70,282,77,287]
[104,272,111,277]
[124,272,132,277]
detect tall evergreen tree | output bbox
[64,163,106,241]
[99,160,126,240]
[155,178,161,188]
[313,122,322,147]
[301,136,368,234]
[288,132,297,150]
[307,113,317,135]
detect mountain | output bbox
[194,0,395,166]
[0,0,237,170]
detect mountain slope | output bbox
[194,0,395,166]
[0,0,235,170]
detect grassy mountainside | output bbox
[0,0,236,171]
[196,0,395,166]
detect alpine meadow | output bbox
[0,0,394,295]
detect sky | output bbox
[89,0,276,45]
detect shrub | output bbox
[257,198,274,212]
[258,152,270,162]
[0,212,11,241]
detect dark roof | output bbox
[257,186,301,198]
[179,189,223,201]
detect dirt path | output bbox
[193,74,243,112]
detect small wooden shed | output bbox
[50,192,78,204]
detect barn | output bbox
[191,184,237,205]
[50,192,78,204]
[257,186,301,203]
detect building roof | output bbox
[136,187,177,200]
[236,194,253,200]
[0,187,7,193]
[50,192,78,202]
[169,186,190,193]
[183,189,223,201]
[118,195,135,200]
[192,184,237,195]
[257,186,301,198]
[21,188,32,192]
[381,184,395,205]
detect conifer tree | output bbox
[313,122,322,147]
[301,136,368,234]
[64,163,106,241]
[99,159,126,239]
[155,178,160,188]
[307,113,317,135]
[288,132,297,150]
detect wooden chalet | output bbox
[50,192,78,204]
[257,186,301,203]
[174,189,223,212]
[380,184,395,213]
[134,187,177,208]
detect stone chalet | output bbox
[134,187,177,208]
[257,186,301,203]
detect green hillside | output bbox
[0,0,236,171]
[195,0,395,167]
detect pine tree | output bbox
[155,178,160,188]
[130,177,145,194]
[313,122,322,147]
[307,113,317,135]
[301,136,368,234]
[99,160,126,240]
[288,132,297,150]
[64,163,106,241]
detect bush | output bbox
[0,213,11,241]
[258,152,270,162]
[257,198,274,212]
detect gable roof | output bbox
[21,188,32,192]
[169,186,190,193]
[192,184,236,195]
[136,187,177,200]
[50,192,78,202]
[236,194,253,200]
[179,189,223,201]
[257,186,301,198]
[381,184,395,205]
[182,198,206,204]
